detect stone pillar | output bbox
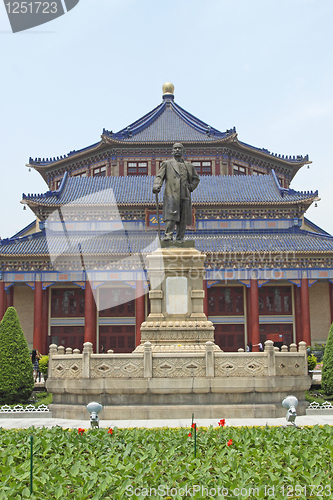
[0,281,5,321]
[301,278,311,346]
[294,285,303,345]
[205,341,214,377]
[84,281,97,351]
[135,281,145,348]
[82,341,93,378]
[48,343,58,379]
[203,280,209,317]
[298,341,308,375]
[250,278,260,352]
[41,287,49,355]
[143,341,152,378]
[33,281,43,353]
[264,340,275,376]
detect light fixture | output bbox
[86,401,103,428]
[282,395,298,426]
[315,202,318,208]
[23,206,26,211]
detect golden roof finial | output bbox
[162,82,174,95]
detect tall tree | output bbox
[322,323,333,396]
[0,307,34,403]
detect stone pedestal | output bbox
[137,245,216,351]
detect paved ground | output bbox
[1,414,333,429]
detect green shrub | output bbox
[322,323,333,395]
[0,307,34,403]
[39,355,49,375]
[307,354,317,371]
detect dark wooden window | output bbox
[233,165,246,175]
[74,171,87,178]
[191,161,212,175]
[214,324,244,352]
[92,165,106,177]
[127,162,148,175]
[50,326,84,350]
[258,286,292,315]
[208,287,244,315]
[99,288,135,317]
[99,325,135,353]
[252,169,265,176]
[51,288,85,317]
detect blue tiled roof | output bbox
[1,229,333,257]
[22,172,318,206]
[303,217,330,236]
[10,220,37,239]
[108,98,231,143]
[28,94,308,167]
[238,140,309,164]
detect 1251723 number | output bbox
[5,2,58,14]
[281,485,332,497]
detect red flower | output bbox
[78,428,85,435]
[188,432,192,437]
[108,428,113,434]
[191,423,196,429]
[218,419,226,427]
[227,439,233,446]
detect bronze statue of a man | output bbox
[153,143,200,241]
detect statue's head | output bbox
[172,143,184,159]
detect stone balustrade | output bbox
[48,340,308,381]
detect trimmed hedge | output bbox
[0,307,34,403]
[322,322,333,395]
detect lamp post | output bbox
[86,402,103,428]
[282,395,298,427]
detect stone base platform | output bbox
[47,374,310,420]
[46,340,311,420]
[49,402,309,420]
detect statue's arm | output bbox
[189,165,200,192]
[153,161,167,193]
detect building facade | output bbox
[1,83,333,354]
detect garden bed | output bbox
[0,425,332,499]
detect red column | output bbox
[301,278,311,346]
[203,280,209,317]
[0,282,5,321]
[246,286,252,347]
[294,285,303,345]
[84,281,97,350]
[33,281,43,353]
[329,282,333,324]
[250,279,260,352]
[41,287,49,355]
[5,286,14,310]
[135,281,145,348]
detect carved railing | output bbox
[48,341,308,380]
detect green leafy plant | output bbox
[307,354,317,371]
[0,307,34,404]
[322,323,333,395]
[0,426,333,499]
[38,355,49,375]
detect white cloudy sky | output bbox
[0,0,333,238]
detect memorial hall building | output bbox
[1,83,333,354]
